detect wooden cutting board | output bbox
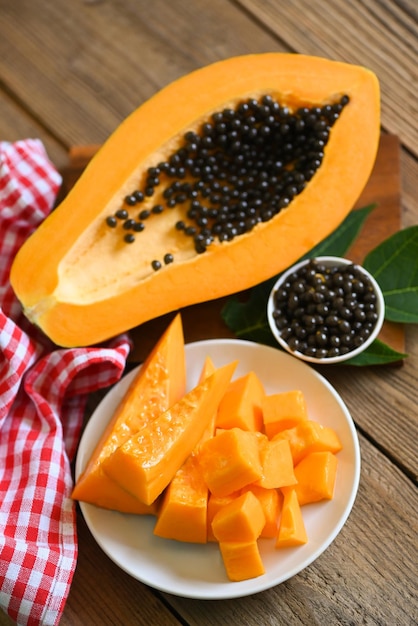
[60,134,403,363]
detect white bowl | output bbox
[267,256,385,364]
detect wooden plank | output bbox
[350,135,401,261]
[348,134,403,354]
[236,0,418,155]
[0,91,67,169]
[0,0,283,147]
[400,150,418,228]
[321,325,418,481]
[63,514,182,626]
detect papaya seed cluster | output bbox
[105,94,350,271]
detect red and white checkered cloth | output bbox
[0,140,131,625]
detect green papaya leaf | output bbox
[363,225,418,323]
[344,338,407,366]
[221,292,274,345]
[299,203,376,261]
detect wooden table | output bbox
[0,1,417,624]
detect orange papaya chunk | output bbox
[276,488,308,548]
[216,371,265,431]
[198,427,263,497]
[262,389,308,437]
[273,420,342,465]
[10,55,380,348]
[219,540,265,582]
[153,356,217,543]
[292,451,338,506]
[103,361,236,505]
[255,436,297,489]
[153,454,209,543]
[211,491,265,543]
[72,314,185,513]
[207,493,239,542]
[243,484,282,539]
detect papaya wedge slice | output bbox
[72,314,185,513]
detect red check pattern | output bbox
[0,140,131,625]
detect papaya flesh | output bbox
[10,53,380,347]
[72,313,185,512]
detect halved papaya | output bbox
[10,53,380,347]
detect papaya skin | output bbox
[10,53,380,347]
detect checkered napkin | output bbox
[0,140,131,626]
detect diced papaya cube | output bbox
[198,427,263,497]
[72,313,186,513]
[262,390,308,438]
[276,488,307,548]
[153,356,218,544]
[292,451,338,506]
[255,436,297,489]
[218,541,265,582]
[153,454,209,543]
[211,491,265,543]
[216,371,265,431]
[103,361,236,505]
[243,484,282,538]
[207,493,239,542]
[273,420,343,465]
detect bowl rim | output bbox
[267,255,385,364]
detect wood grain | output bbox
[0,0,282,146]
[0,91,67,169]
[65,514,182,626]
[349,134,404,354]
[0,2,417,625]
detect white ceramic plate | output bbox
[75,339,360,599]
